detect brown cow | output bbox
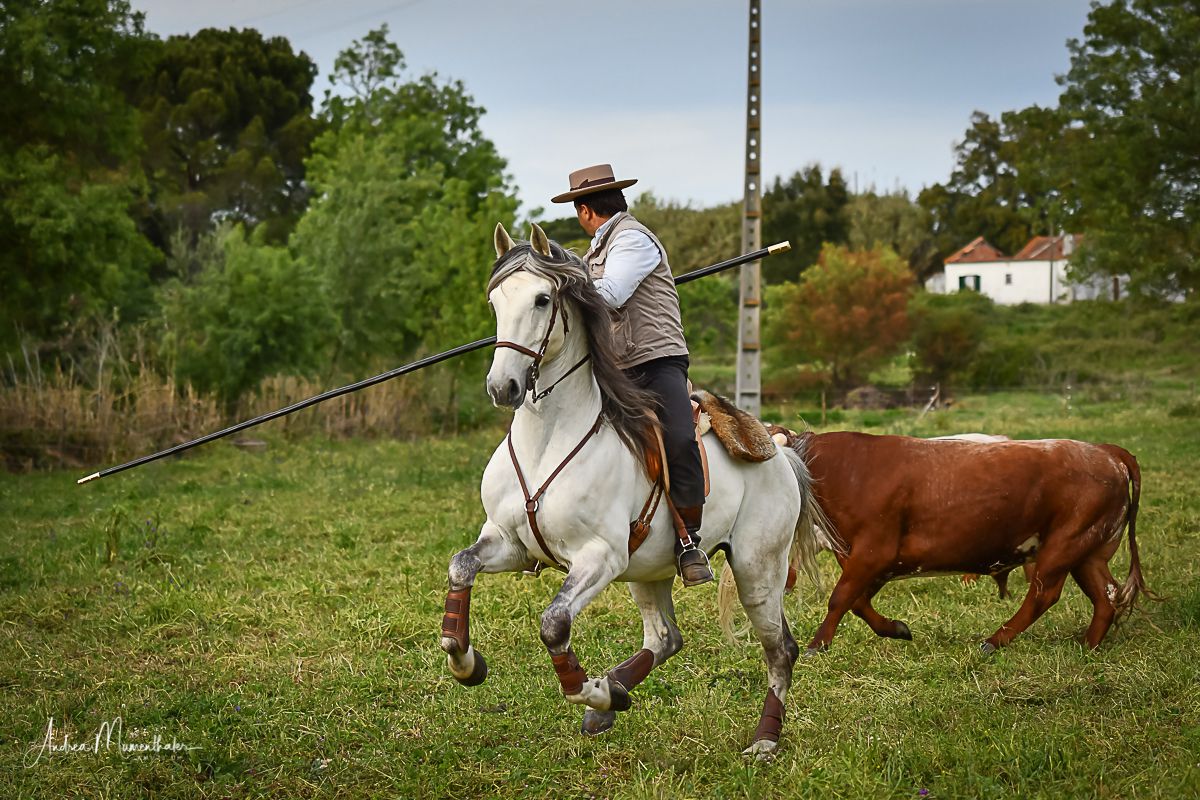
[793,432,1148,653]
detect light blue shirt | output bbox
[590,216,661,309]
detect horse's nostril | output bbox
[507,379,521,403]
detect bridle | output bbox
[493,291,590,403]
[493,287,597,568]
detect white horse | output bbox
[439,223,823,757]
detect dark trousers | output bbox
[624,355,705,509]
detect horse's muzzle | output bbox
[487,376,525,410]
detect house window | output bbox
[1005,273,1013,285]
[958,275,981,291]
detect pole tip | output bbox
[77,472,100,485]
[768,241,791,255]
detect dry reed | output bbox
[0,365,221,471]
[0,369,436,472]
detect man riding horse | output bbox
[552,164,713,587]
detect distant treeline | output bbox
[1,0,1196,456]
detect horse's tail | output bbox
[717,435,837,642]
[1100,444,1157,619]
[782,439,837,588]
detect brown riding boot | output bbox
[674,505,714,587]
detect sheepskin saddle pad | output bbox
[691,390,777,463]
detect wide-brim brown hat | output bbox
[551,163,638,203]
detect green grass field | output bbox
[2,384,1199,798]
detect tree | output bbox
[847,191,940,282]
[761,165,850,284]
[530,215,588,253]
[158,225,334,408]
[133,27,321,248]
[1059,0,1200,294]
[918,106,1076,264]
[908,290,994,387]
[765,244,912,388]
[292,26,517,373]
[0,0,158,356]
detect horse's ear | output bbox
[530,222,552,257]
[494,223,515,258]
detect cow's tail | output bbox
[1102,444,1157,620]
[717,434,836,643]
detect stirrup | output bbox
[677,546,714,587]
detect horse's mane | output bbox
[487,240,659,457]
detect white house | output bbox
[935,234,1116,305]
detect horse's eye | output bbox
[534,294,551,308]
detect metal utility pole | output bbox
[736,0,763,416]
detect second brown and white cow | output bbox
[792,432,1148,653]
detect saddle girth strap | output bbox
[627,479,664,556]
[507,411,605,568]
[628,422,669,556]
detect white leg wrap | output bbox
[743,739,778,760]
[566,676,613,710]
[446,645,477,680]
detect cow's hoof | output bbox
[742,738,778,761]
[581,709,616,736]
[893,621,913,641]
[454,649,488,686]
[979,641,997,655]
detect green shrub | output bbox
[159,226,335,408]
[909,290,993,385]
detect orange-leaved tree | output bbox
[766,243,913,389]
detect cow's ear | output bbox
[530,222,552,257]
[494,223,515,258]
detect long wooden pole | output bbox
[77,241,790,485]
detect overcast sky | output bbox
[129,0,1094,216]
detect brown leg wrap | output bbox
[551,649,587,696]
[753,689,785,743]
[441,587,471,653]
[608,648,655,692]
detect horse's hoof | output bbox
[453,648,488,686]
[893,621,913,641]
[581,709,617,736]
[803,645,827,657]
[742,738,778,761]
[979,641,997,656]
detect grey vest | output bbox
[586,212,688,369]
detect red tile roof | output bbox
[945,236,1007,264]
[1012,234,1082,261]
